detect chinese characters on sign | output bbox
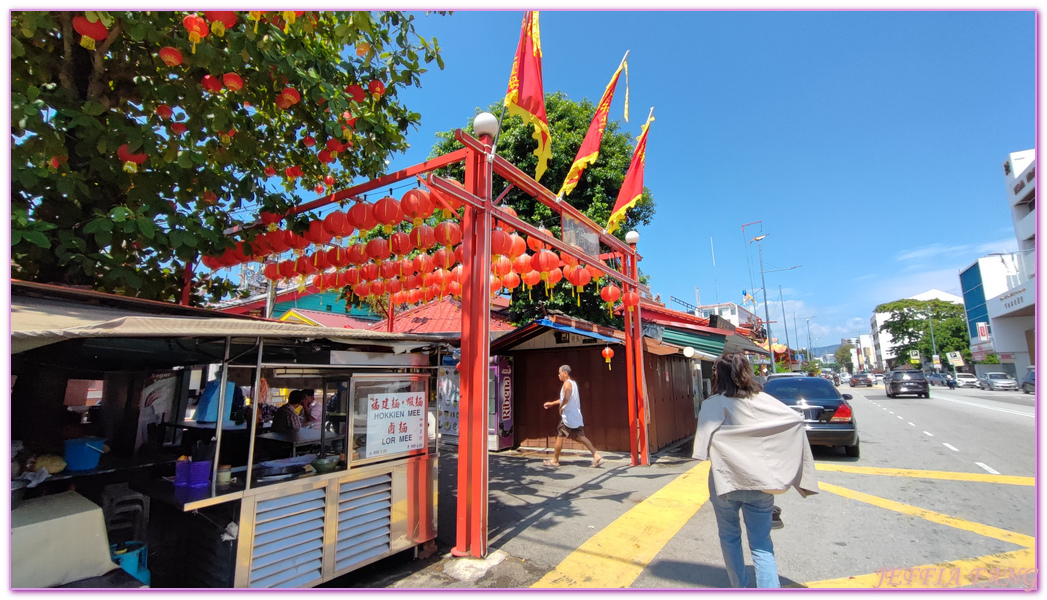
[365,391,426,458]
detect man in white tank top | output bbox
[542,365,603,468]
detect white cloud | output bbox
[895,238,1019,263]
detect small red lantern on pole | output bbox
[602,346,614,370]
[182,15,209,54]
[622,291,640,313]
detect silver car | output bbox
[979,372,1018,391]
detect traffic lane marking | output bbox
[976,462,1001,475]
[805,548,1035,589]
[814,464,1034,486]
[924,431,934,436]
[943,443,959,452]
[817,482,1035,548]
[531,460,711,588]
[927,394,1034,418]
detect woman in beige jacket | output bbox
[693,353,819,588]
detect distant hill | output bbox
[814,344,840,356]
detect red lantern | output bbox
[345,84,366,102]
[390,232,413,257]
[317,149,335,164]
[314,184,325,195]
[294,256,316,276]
[204,11,237,36]
[369,280,386,297]
[512,254,532,275]
[424,285,439,302]
[276,87,300,110]
[278,259,297,279]
[170,122,188,136]
[547,267,563,288]
[409,224,436,250]
[491,255,512,277]
[302,135,316,148]
[432,248,455,270]
[400,189,433,227]
[602,346,615,370]
[305,220,332,246]
[339,268,361,288]
[346,243,367,265]
[368,80,386,99]
[523,270,542,288]
[622,291,640,313]
[159,46,184,67]
[450,265,463,286]
[323,211,352,239]
[489,274,502,296]
[586,263,605,285]
[600,284,622,305]
[502,271,521,291]
[527,228,552,253]
[327,246,349,268]
[347,201,377,232]
[570,266,591,305]
[494,205,518,233]
[405,273,422,290]
[380,260,399,281]
[311,250,331,270]
[285,165,302,179]
[263,165,277,178]
[117,144,148,173]
[399,258,415,277]
[222,73,244,92]
[326,138,346,154]
[182,15,209,54]
[263,262,281,280]
[267,230,293,253]
[386,278,402,295]
[454,244,464,265]
[260,211,283,227]
[408,288,423,304]
[353,282,370,299]
[156,104,173,120]
[366,237,390,262]
[373,196,401,235]
[414,253,435,274]
[533,249,559,283]
[509,233,526,259]
[72,15,108,51]
[434,268,451,292]
[360,262,379,282]
[201,254,223,271]
[288,232,310,253]
[324,175,335,187]
[490,229,512,258]
[434,221,462,249]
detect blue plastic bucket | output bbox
[64,437,104,471]
[189,460,212,487]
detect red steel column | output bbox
[623,255,639,466]
[629,247,649,465]
[452,137,491,558]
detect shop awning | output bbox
[659,327,726,357]
[11,290,451,355]
[534,318,621,344]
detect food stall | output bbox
[11,281,450,588]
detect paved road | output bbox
[330,384,1036,590]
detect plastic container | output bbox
[64,437,105,471]
[189,460,212,487]
[111,541,150,586]
[216,464,231,485]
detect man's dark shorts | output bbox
[557,422,584,439]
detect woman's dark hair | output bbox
[712,353,763,398]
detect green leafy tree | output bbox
[428,92,656,326]
[835,343,855,373]
[874,299,969,369]
[12,10,443,303]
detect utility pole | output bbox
[755,236,774,373]
[778,285,792,371]
[805,317,815,367]
[793,311,800,367]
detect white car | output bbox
[979,372,1019,391]
[873,373,884,385]
[839,373,852,383]
[954,373,980,388]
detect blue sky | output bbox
[380,10,1035,348]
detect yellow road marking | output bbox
[816,464,1035,486]
[819,482,1035,548]
[531,461,711,588]
[805,548,1036,589]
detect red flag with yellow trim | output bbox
[558,56,628,198]
[504,11,552,182]
[607,111,654,234]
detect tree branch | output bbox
[87,20,122,102]
[57,11,75,93]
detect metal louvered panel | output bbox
[249,488,326,588]
[335,474,393,572]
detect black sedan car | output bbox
[885,370,929,398]
[849,372,874,387]
[764,376,860,457]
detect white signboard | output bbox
[365,391,427,458]
[977,322,990,342]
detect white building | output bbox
[844,335,876,371]
[695,302,758,329]
[870,289,963,369]
[983,149,1036,375]
[959,254,1021,361]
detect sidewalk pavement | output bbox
[325,437,737,589]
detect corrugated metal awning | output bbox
[534,318,621,344]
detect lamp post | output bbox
[805,316,815,368]
[751,235,775,372]
[926,300,938,372]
